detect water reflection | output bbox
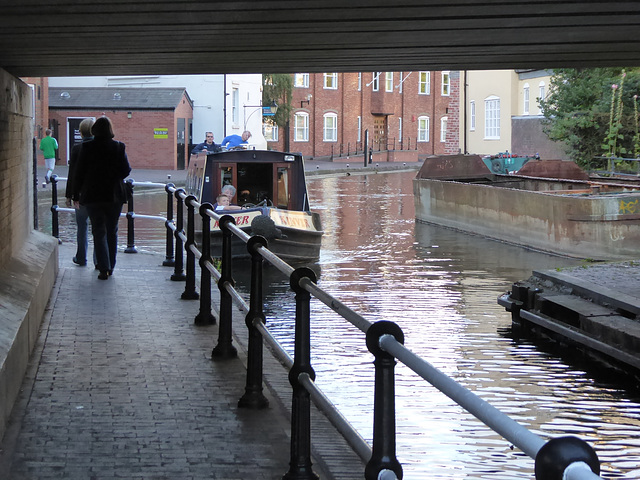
[39,173,640,479]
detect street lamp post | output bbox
[243,101,278,131]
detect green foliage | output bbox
[262,74,293,129]
[539,68,640,168]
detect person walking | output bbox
[73,116,131,280]
[39,128,58,184]
[65,118,94,267]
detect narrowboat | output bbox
[185,149,323,262]
[414,154,640,261]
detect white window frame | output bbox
[357,116,362,142]
[538,81,546,114]
[385,72,393,92]
[484,96,500,140]
[419,71,430,95]
[294,73,309,88]
[294,112,309,142]
[232,88,239,125]
[523,83,530,115]
[440,117,448,142]
[323,113,338,142]
[417,116,430,142]
[441,71,450,96]
[470,100,476,131]
[324,73,338,90]
[372,72,380,92]
[398,117,403,141]
[358,73,362,91]
[263,122,279,142]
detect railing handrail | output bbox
[47,176,605,480]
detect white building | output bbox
[49,74,267,150]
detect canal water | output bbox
[39,171,640,479]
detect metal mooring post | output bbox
[181,195,199,300]
[212,215,238,359]
[163,183,175,267]
[194,204,215,326]
[364,321,404,480]
[238,235,269,409]
[283,267,319,480]
[124,179,137,253]
[171,188,186,281]
[50,175,60,242]
[535,436,600,480]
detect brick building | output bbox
[49,87,193,170]
[264,71,460,161]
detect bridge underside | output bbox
[1,1,640,77]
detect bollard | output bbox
[124,179,137,253]
[163,183,175,267]
[283,267,319,480]
[181,195,199,300]
[238,235,269,409]
[535,436,600,480]
[50,175,61,243]
[364,321,404,480]
[194,203,215,325]
[212,215,238,359]
[171,188,186,281]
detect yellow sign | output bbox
[154,128,168,139]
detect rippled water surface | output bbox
[40,172,640,479]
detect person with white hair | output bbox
[221,130,251,150]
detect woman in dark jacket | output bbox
[73,116,131,280]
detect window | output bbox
[385,72,393,92]
[294,73,309,88]
[294,113,309,141]
[484,96,500,139]
[441,71,450,96]
[470,101,476,131]
[417,116,430,142]
[419,71,430,95]
[324,73,338,89]
[263,122,278,142]
[538,81,546,114]
[358,73,362,91]
[357,116,362,142]
[398,117,403,141]
[440,117,448,142]
[232,88,239,125]
[323,113,337,142]
[372,72,380,92]
[523,83,530,115]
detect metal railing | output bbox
[46,175,605,480]
[587,156,640,177]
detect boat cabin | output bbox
[186,150,311,211]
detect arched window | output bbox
[294,112,309,142]
[440,117,448,142]
[417,116,430,142]
[323,113,338,142]
[484,95,500,139]
[538,81,546,114]
[523,83,530,115]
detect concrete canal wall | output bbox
[0,69,59,440]
[414,177,640,260]
[499,261,640,378]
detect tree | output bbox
[262,74,293,128]
[539,68,640,168]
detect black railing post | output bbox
[124,179,137,253]
[171,188,186,281]
[535,436,600,480]
[364,130,369,167]
[283,267,319,480]
[194,204,215,326]
[212,215,238,359]
[182,195,199,300]
[238,235,269,409]
[50,175,60,241]
[364,321,404,480]
[163,183,175,267]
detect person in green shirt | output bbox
[40,128,58,183]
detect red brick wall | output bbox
[269,72,459,159]
[49,93,193,170]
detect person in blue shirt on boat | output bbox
[191,132,221,155]
[221,130,251,150]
